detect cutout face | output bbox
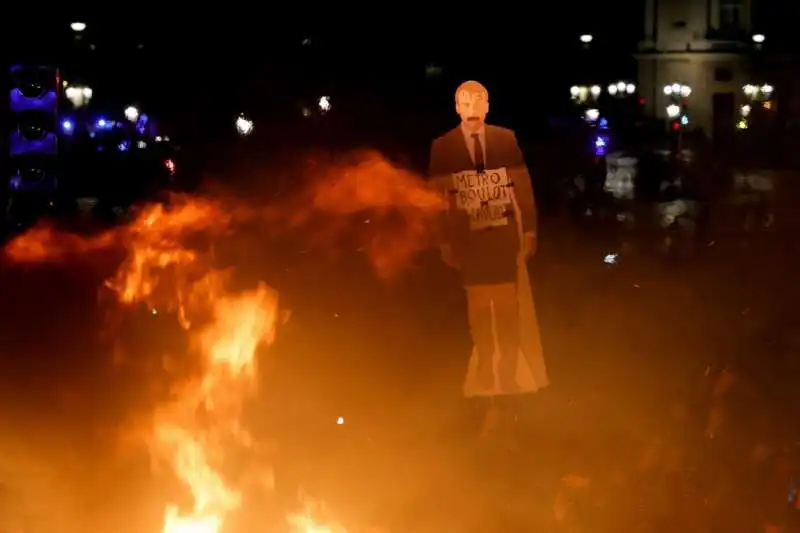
[456,88,489,131]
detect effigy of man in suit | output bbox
[428,80,549,398]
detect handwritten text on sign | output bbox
[452,167,514,230]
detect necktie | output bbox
[471,133,485,172]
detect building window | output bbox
[715,67,733,82]
[719,0,743,30]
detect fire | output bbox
[2,151,445,531]
[112,200,277,533]
[5,195,278,533]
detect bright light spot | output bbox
[65,85,93,108]
[336,416,344,425]
[663,85,673,95]
[570,85,580,97]
[124,106,139,122]
[593,135,609,156]
[165,159,176,175]
[671,83,681,94]
[680,115,689,126]
[607,84,618,95]
[137,141,147,149]
[61,120,73,132]
[680,85,691,97]
[666,104,681,118]
[616,81,626,92]
[626,83,636,94]
[585,108,600,122]
[235,114,254,136]
[589,85,601,97]
[740,104,751,116]
[580,34,593,43]
[70,22,86,32]
[97,119,106,128]
[604,253,618,264]
[737,119,749,130]
[155,135,163,142]
[762,84,774,94]
[743,84,756,95]
[753,33,765,43]
[318,96,331,113]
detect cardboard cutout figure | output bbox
[429,81,549,397]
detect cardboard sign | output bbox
[452,167,513,230]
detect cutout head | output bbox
[455,80,489,132]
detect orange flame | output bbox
[2,152,445,531]
[5,194,277,533]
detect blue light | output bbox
[62,120,73,132]
[680,115,689,126]
[593,135,609,156]
[118,141,129,152]
[599,118,609,129]
[97,118,107,128]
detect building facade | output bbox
[637,0,757,138]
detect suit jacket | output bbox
[428,124,537,285]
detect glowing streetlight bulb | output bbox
[761,84,774,95]
[235,114,254,136]
[752,34,765,43]
[65,85,93,107]
[570,86,580,97]
[666,104,681,118]
[585,108,600,122]
[124,106,139,122]
[626,83,636,94]
[70,22,86,32]
[607,84,618,95]
[580,34,593,44]
[589,85,601,97]
[318,95,331,112]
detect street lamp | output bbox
[666,104,681,118]
[585,108,600,122]
[743,84,773,101]
[569,85,601,104]
[70,22,86,32]
[65,85,93,108]
[752,34,765,44]
[124,106,139,122]
[580,34,593,44]
[235,114,254,136]
[608,81,636,97]
[664,84,691,98]
[740,84,774,130]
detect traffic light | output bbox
[9,64,59,194]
